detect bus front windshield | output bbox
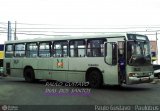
[127,41,151,66]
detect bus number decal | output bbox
[13,59,19,64]
[88,64,99,67]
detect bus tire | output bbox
[24,68,35,82]
[88,70,103,88]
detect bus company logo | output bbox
[1,105,7,111]
[56,59,64,68]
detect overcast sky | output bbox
[0,0,160,25]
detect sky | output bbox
[0,0,160,25]
[0,0,160,63]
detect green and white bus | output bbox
[3,33,154,88]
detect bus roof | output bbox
[4,33,132,44]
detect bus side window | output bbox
[53,41,68,57]
[69,40,86,57]
[26,43,38,58]
[15,44,25,57]
[87,38,106,57]
[5,44,14,58]
[39,42,51,57]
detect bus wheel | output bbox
[88,70,103,88]
[24,68,35,82]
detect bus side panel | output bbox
[10,58,23,77]
[103,64,119,85]
[68,58,87,82]
[36,58,51,80]
[68,57,119,85]
[86,58,119,85]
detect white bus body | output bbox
[3,33,154,88]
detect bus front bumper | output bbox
[127,75,154,84]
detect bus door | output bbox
[117,41,126,83]
[104,42,119,84]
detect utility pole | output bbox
[7,21,12,41]
[14,21,17,40]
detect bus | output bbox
[0,44,4,75]
[3,33,154,88]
